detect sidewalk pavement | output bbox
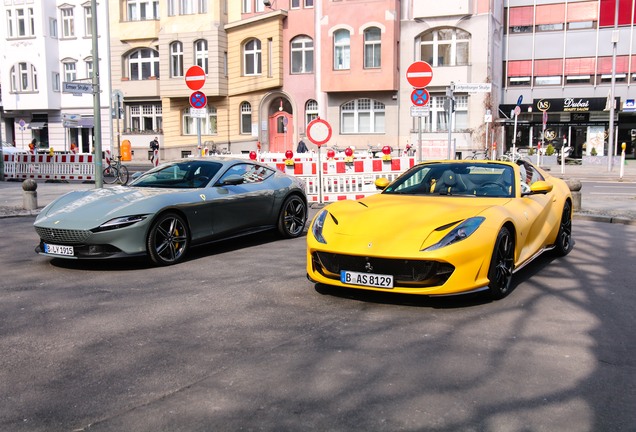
[1,161,635,223]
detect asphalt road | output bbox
[1,215,635,431]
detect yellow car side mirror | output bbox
[529,181,553,195]
[375,177,390,190]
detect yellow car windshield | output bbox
[383,162,515,198]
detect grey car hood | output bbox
[35,186,195,230]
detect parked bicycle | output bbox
[498,150,527,163]
[103,155,129,185]
[464,149,491,160]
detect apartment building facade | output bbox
[500,0,636,159]
[1,0,111,153]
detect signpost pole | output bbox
[418,117,423,163]
[485,124,489,159]
[318,145,323,204]
[117,94,122,158]
[90,0,103,188]
[197,119,202,155]
[447,82,454,160]
[512,113,518,158]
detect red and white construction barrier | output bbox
[3,154,96,180]
[153,150,159,167]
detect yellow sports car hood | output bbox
[327,193,510,241]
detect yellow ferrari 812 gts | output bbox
[307,160,573,300]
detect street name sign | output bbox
[63,82,93,94]
[454,83,492,93]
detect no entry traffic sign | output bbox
[306,118,332,147]
[190,91,207,109]
[411,88,430,106]
[406,61,433,88]
[185,66,206,91]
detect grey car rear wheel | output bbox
[147,213,189,265]
[277,195,307,238]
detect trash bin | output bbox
[121,140,132,161]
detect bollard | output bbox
[23,179,38,210]
[564,178,582,212]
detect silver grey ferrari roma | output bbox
[34,157,308,265]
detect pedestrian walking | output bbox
[297,139,308,153]
[150,137,159,163]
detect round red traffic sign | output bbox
[190,91,207,109]
[406,61,433,88]
[185,66,206,91]
[306,118,332,147]
[411,88,430,106]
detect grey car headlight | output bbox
[94,215,147,232]
[312,210,328,244]
[422,217,485,251]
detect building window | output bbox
[180,0,194,15]
[28,8,35,36]
[182,104,216,135]
[423,96,468,132]
[16,8,27,37]
[509,76,531,86]
[50,18,57,38]
[6,10,14,38]
[291,36,313,74]
[84,6,92,36]
[364,27,381,69]
[341,99,385,134]
[52,73,60,91]
[566,75,591,85]
[198,0,208,13]
[241,102,252,134]
[128,48,160,80]
[167,0,176,15]
[61,8,74,38]
[195,40,208,74]
[130,104,163,133]
[86,58,93,78]
[224,51,228,77]
[64,62,77,83]
[171,42,184,77]
[334,29,350,70]
[255,0,264,12]
[600,73,627,83]
[244,39,262,76]
[10,62,38,92]
[305,0,313,7]
[127,0,160,20]
[420,28,470,67]
[242,0,251,13]
[291,0,299,8]
[535,76,562,85]
[306,99,318,126]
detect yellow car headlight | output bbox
[312,210,329,244]
[422,217,485,251]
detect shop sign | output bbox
[533,97,620,113]
[624,99,635,112]
[571,113,589,122]
[544,130,557,141]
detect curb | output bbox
[573,213,636,225]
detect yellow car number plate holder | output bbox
[341,271,394,289]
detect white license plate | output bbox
[44,243,74,256]
[341,270,394,289]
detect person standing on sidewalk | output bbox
[150,137,159,163]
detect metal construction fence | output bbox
[2,153,418,202]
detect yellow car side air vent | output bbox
[330,213,339,225]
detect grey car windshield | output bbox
[130,161,223,188]
[383,162,516,198]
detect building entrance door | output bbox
[269,111,293,153]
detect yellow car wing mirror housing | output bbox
[529,181,553,195]
[375,177,390,190]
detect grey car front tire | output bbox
[277,195,307,239]
[147,213,189,266]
